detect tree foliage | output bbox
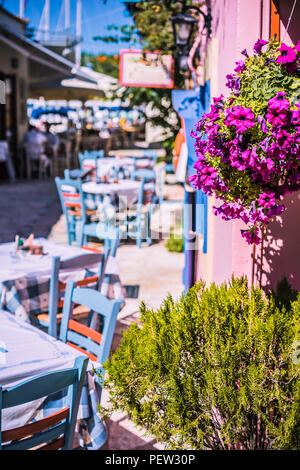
[99,276,300,450]
[81,52,119,79]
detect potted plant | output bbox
[190,39,300,246]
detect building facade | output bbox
[178,0,300,292]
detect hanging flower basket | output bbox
[190,39,300,245]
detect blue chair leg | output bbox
[146,212,152,246]
[137,235,142,249]
[76,222,85,247]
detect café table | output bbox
[82,179,143,209]
[0,238,124,322]
[0,309,107,450]
[108,149,166,158]
[82,156,154,175]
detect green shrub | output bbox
[100,276,300,450]
[165,229,184,253]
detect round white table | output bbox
[82,179,142,208]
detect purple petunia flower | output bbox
[276,43,297,65]
[266,108,289,127]
[254,39,267,54]
[257,115,268,133]
[257,192,276,209]
[268,92,290,111]
[225,106,255,133]
[234,60,246,73]
[190,38,300,246]
[241,227,261,245]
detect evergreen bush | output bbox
[100,276,300,450]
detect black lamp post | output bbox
[171,2,212,74]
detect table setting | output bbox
[0,236,124,322]
[0,309,107,450]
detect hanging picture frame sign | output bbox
[119,49,174,89]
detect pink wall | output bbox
[195,0,300,291]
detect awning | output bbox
[0,24,95,82]
[28,66,118,100]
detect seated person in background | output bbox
[43,122,59,159]
[23,124,47,145]
[23,124,50,171]
[43,122,59,147]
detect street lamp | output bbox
[171,12,198,50]
[171,2,212,73]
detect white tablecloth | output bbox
[0,310,107,449]
[0,309,90,429]
[0,238,123,321]
[82,179,142,208]
[0,238,119,283]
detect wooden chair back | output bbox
[55,177,87,245]
[48,249,109,338]
[0,356,88,450]
[59,282,122,365]
[132,170,156,206]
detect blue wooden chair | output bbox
[119,173,155,248]
[158,164,183,206]
[55,177,121,253]
[59,281,122,368]
[141,149,158,163]
[0,355,88,450]
[78,151,104,169]
[31,250,109,338]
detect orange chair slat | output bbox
[64,201,81,209]
[2,408,69,443]
[66,342,98,362]
[59,274,98,292]
[76,275,99,287]
[68,319,102,344]
[81,246,102,253]
[40,436,65,451]
[62,192,80,198]
[59,282,66,291]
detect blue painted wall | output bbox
[172,81,211,290]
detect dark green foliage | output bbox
[100,276,300,449]
[270,277,299,312]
